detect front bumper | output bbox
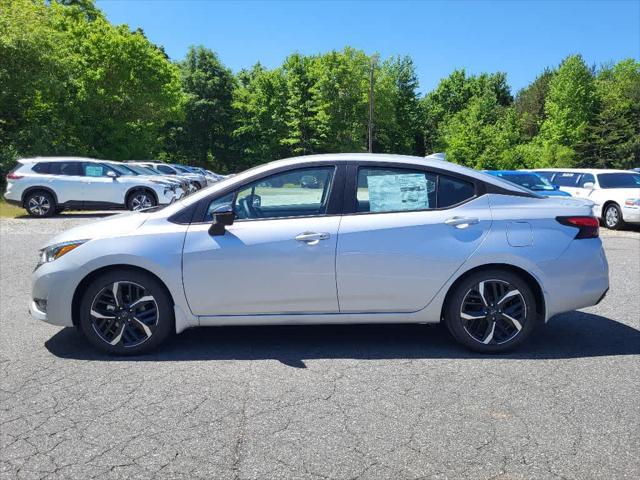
[30,261,77,327]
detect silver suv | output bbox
[4,157,179,217]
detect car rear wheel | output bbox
[78,270,173,355]
[603,203,624,230]
[127,190,157,211]
[24,191,56,217]
[445,270,537,353]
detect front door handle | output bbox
[295,232,330,245]
[444,216,479,228]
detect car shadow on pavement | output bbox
[45,310,640,366]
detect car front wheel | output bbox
[78,270,173,355]
[603,203,624,230]
[445,270,537,353]
[127,190,157,211]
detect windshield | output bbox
[597,173,640,189]
[172,165,191,173]
[108,163,135,175]
[496,172,554,191]
[126,164,154,175]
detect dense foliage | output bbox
[1,0,638,180]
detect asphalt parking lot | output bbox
[1,215,639,480]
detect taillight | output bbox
[556,216,599,239]
[6,173,23,180]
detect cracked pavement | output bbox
[1,216,639,479]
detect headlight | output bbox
[624,198,640,206]
[37,240,88,268]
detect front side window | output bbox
[597,173,640,188]
[205,167,335,221]
[84,163,108,177]
[578,174,595,188]
[157,165,176,174]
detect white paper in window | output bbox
[85,165,103,177]
[367,173,430,212]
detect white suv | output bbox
[4,157,179,217]
[533,168,640,229]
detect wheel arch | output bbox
[71,264,175,328]
[601,200,620,218]
[21,186,59,207]
[441,263,546,322]
[125,186,159,207]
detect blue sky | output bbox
[96,0,639,94]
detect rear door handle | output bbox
[444,216,479,228]
[295,232,330,245]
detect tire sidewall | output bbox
[25,191,56,217]
[445,270,537,353]
[78,270,173,355]
[127,189,157,211]
[604,204,623,230]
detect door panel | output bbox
[336,196,492,313]
[182,216,341,316]
[82,163,121,204]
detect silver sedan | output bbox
[30,154,609,354]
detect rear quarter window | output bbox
[31,163,50,174]
[437,175,475,208]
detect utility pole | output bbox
[368,54,379,153]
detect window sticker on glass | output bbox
[85,165,104,177]
[367,173,430,212]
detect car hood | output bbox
[41,211,150,248]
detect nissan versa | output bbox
[30,154,609,354]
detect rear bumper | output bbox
[3,197,21,207]
[539,239,609,320]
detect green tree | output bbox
[577,59,640,169]
[514,68,554,139]
[164,46,235,169]
[539,55,597,148]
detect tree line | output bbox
[1,0,638,181]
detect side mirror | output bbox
[106,170,118,179]
[208,203,235,236]
[582,182,594,189]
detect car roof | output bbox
[528,168,634,174]
[19,156,106,163]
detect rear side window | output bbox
[32,162,50,174]
[437,175,475,208]
[356,167,437,213]
[553,172,579,187]
[48,162,82,176]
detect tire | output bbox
[24,190,56,217]
[78,269,174,355]
[444,269,537,353]
[127,189,157,211]
[603,203,624,230]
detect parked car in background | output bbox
[30,153,608,355]
[533,168,640,229]
[183,166,224,186]
[4,157,179,217]
[102,161,186,199]
[484,170,571,197]
[110,162,190,197]
[133,162,207,191]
